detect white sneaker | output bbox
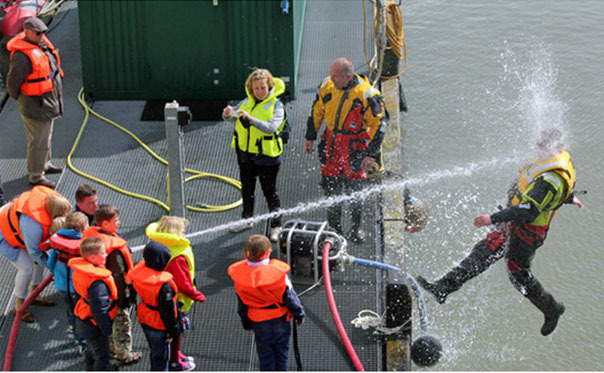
[229,221,253,233]
[269,226,282,243]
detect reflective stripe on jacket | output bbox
[7,32,63,96]
[127,261,178,330]
[231,78,286,157]
[69,257,118,325]
[81,226,134,272]
[228,259,291,322]
[146,222,197,312]
[0,186,56,248]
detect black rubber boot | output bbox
[417,276,449,304]
[525,284,565,336]
[541,302,565,336]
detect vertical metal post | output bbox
[164,101,186,217]
[384,283,412,371]
[375,0,411,370]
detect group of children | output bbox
[38,184,305,371]
[44,194,203,371]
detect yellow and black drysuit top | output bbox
[306,74,387,179]
[491,150,576,245]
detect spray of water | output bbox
[184,155,519,240]
[408,43,572,368]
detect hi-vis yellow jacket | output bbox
[509,150,575,227]
[231,78,287,157]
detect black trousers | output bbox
[239,161,281,227]
[441,224,558,315]
[320,175,365,234]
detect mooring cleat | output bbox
[417,276,448,304]
[541,302,565,336]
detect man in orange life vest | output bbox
[7,17,64,189]
[70,237,117,371]
[305,57,387,244]
[228,235,305,371]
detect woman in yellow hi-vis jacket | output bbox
[222,69,289,243]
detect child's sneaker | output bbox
[170,360,196,371]
[178,350,195,363]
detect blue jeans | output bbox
[252,316,291,371]
[142,324,170,371]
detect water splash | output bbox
[500,42,569,154]
[184,155,519,240]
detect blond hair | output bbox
[65,211,89,232]
[80,237,105,258]
[49,216,66,236]
[157,215,188,236]
[243,234,271,262]
[245,68,275,97]
[45,193,72,219]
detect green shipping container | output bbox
[78,0,306,100]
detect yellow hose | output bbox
[363,0,407,80]
[68,88,242,213]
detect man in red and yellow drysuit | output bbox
[418,128,584,336]
[7,17,64,188]
[305,57,387,243]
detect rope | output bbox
[363,0,407,81]
[351,310,409,335]
[69,88,242,213]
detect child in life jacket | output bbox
[127,241,190,371]
[82,204,141,365]
[228,234,305,371]
[47,211,89,354]
[146,215,204,370]
[69,237,116,371]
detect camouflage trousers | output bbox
[110,306,133,355]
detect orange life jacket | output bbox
[127,261,178,330]
[81,227,134,272]
[6,32,63,96]
[69,257,118,326]
[49,233,82,264]
[228,259,291,322]
[0,186,56,248]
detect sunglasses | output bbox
[36,31,46,36]
[251,71,267,78]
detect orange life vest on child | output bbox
[6,32,63,96]
[228,259,291,322]
[69,257,118,326]
[48,233,82,264]
[0,186,56,248]
[81,226,134,272]
[127,261,178,330]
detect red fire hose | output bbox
[3,274,54,371]
[322,240,365,371]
